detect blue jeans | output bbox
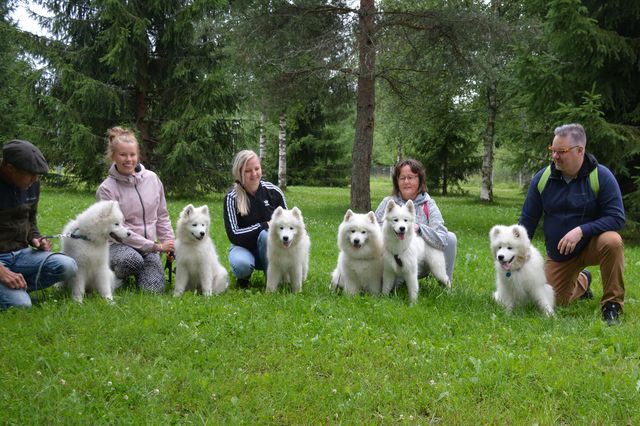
[0,248,78,309]
[228,230,268,281]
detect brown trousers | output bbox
[544,231,625,309]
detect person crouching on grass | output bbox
[0,139,77,309]
[223,150,287,289]
[96,127,175,293]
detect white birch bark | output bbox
[278,112,287,190]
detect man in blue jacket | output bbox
[520,123,625,325]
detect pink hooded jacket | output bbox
[96,163,174,252]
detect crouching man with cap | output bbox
[0,139,77,309]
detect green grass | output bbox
[2,180,639,424]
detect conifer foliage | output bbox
[30,0,237,193]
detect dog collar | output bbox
[70,228,91,241]
[394,254,403,267]
[505,271,511,278]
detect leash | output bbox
[39,229,91,241]
[164,251,175,285]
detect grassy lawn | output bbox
[2,179,639,424]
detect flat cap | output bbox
[2,139,49,174]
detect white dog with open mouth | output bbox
[382,199,449,304]
[61,200,130,302]
[174,204,228,296]
[490,224,555,316]
[330,210,383,296]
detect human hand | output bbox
[157,240,175,252]
[557,227,583,255]
[32,237,52,251]
[162,240,175,252]
[0,264,27,289]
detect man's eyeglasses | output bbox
[548,145,580,155]
[398,175,418,182]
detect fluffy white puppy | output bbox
[330,210,383,296]
[174,204,228,296]
[266,206,311,293]
[490,224,555,316]
[382,199,449,304]
[61,200,130,302]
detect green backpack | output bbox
[536,165,599,197]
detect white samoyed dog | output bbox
[174,204,229,296]
[61,200,130,302]
[382,200,450,304]
[266,206,311,293]
[489,224,555,316]
[330,210,383,296]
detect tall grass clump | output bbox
[1,180,639,424]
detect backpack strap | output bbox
[537,165,552,194]
[537,164,599,198]
[589,167,599,198]
[423,202,429,221]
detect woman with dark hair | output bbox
[375,159,457,283]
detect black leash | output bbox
[164,251,175,285]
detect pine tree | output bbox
[29,0,238,193]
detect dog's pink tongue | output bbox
[500,262,511,271]
[397,233,405,240]
[283,241,291,248]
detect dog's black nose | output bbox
[353,239,360,245]
[283,236,289,242]
[399,226,405,232]
[200,231,205,237]
[126,232,131,237]
[498,254,504,261]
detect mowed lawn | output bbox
[2,179,639,424]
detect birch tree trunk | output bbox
[351,0,376,212]
[480,0,501,202]
[259,111,267,163]
[480,80,497,202]
[278,112,287,190]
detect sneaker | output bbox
[602,302,621,326]
[579,269,593,300]
[236,278,249,289]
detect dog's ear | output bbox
[201,205,209,216]
[101,200,118,218]
[512,226,522,239]
[273,206,284,218]
[490,225,501,239]
[367,211,377,224]
[291,206,301,219]
[182,204,195,218]
[344,209,354,222]
[385,199,396,213]
[406,200,415,215]
[513,225,530,242]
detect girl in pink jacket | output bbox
[96,127,175,292]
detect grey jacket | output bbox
[374,192,449,250]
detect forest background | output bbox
[1,0,639,230]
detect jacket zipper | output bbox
[134,183,147,238]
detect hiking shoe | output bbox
[602,302,621,326]
[579,269,593,300]
[236,278,250,289]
